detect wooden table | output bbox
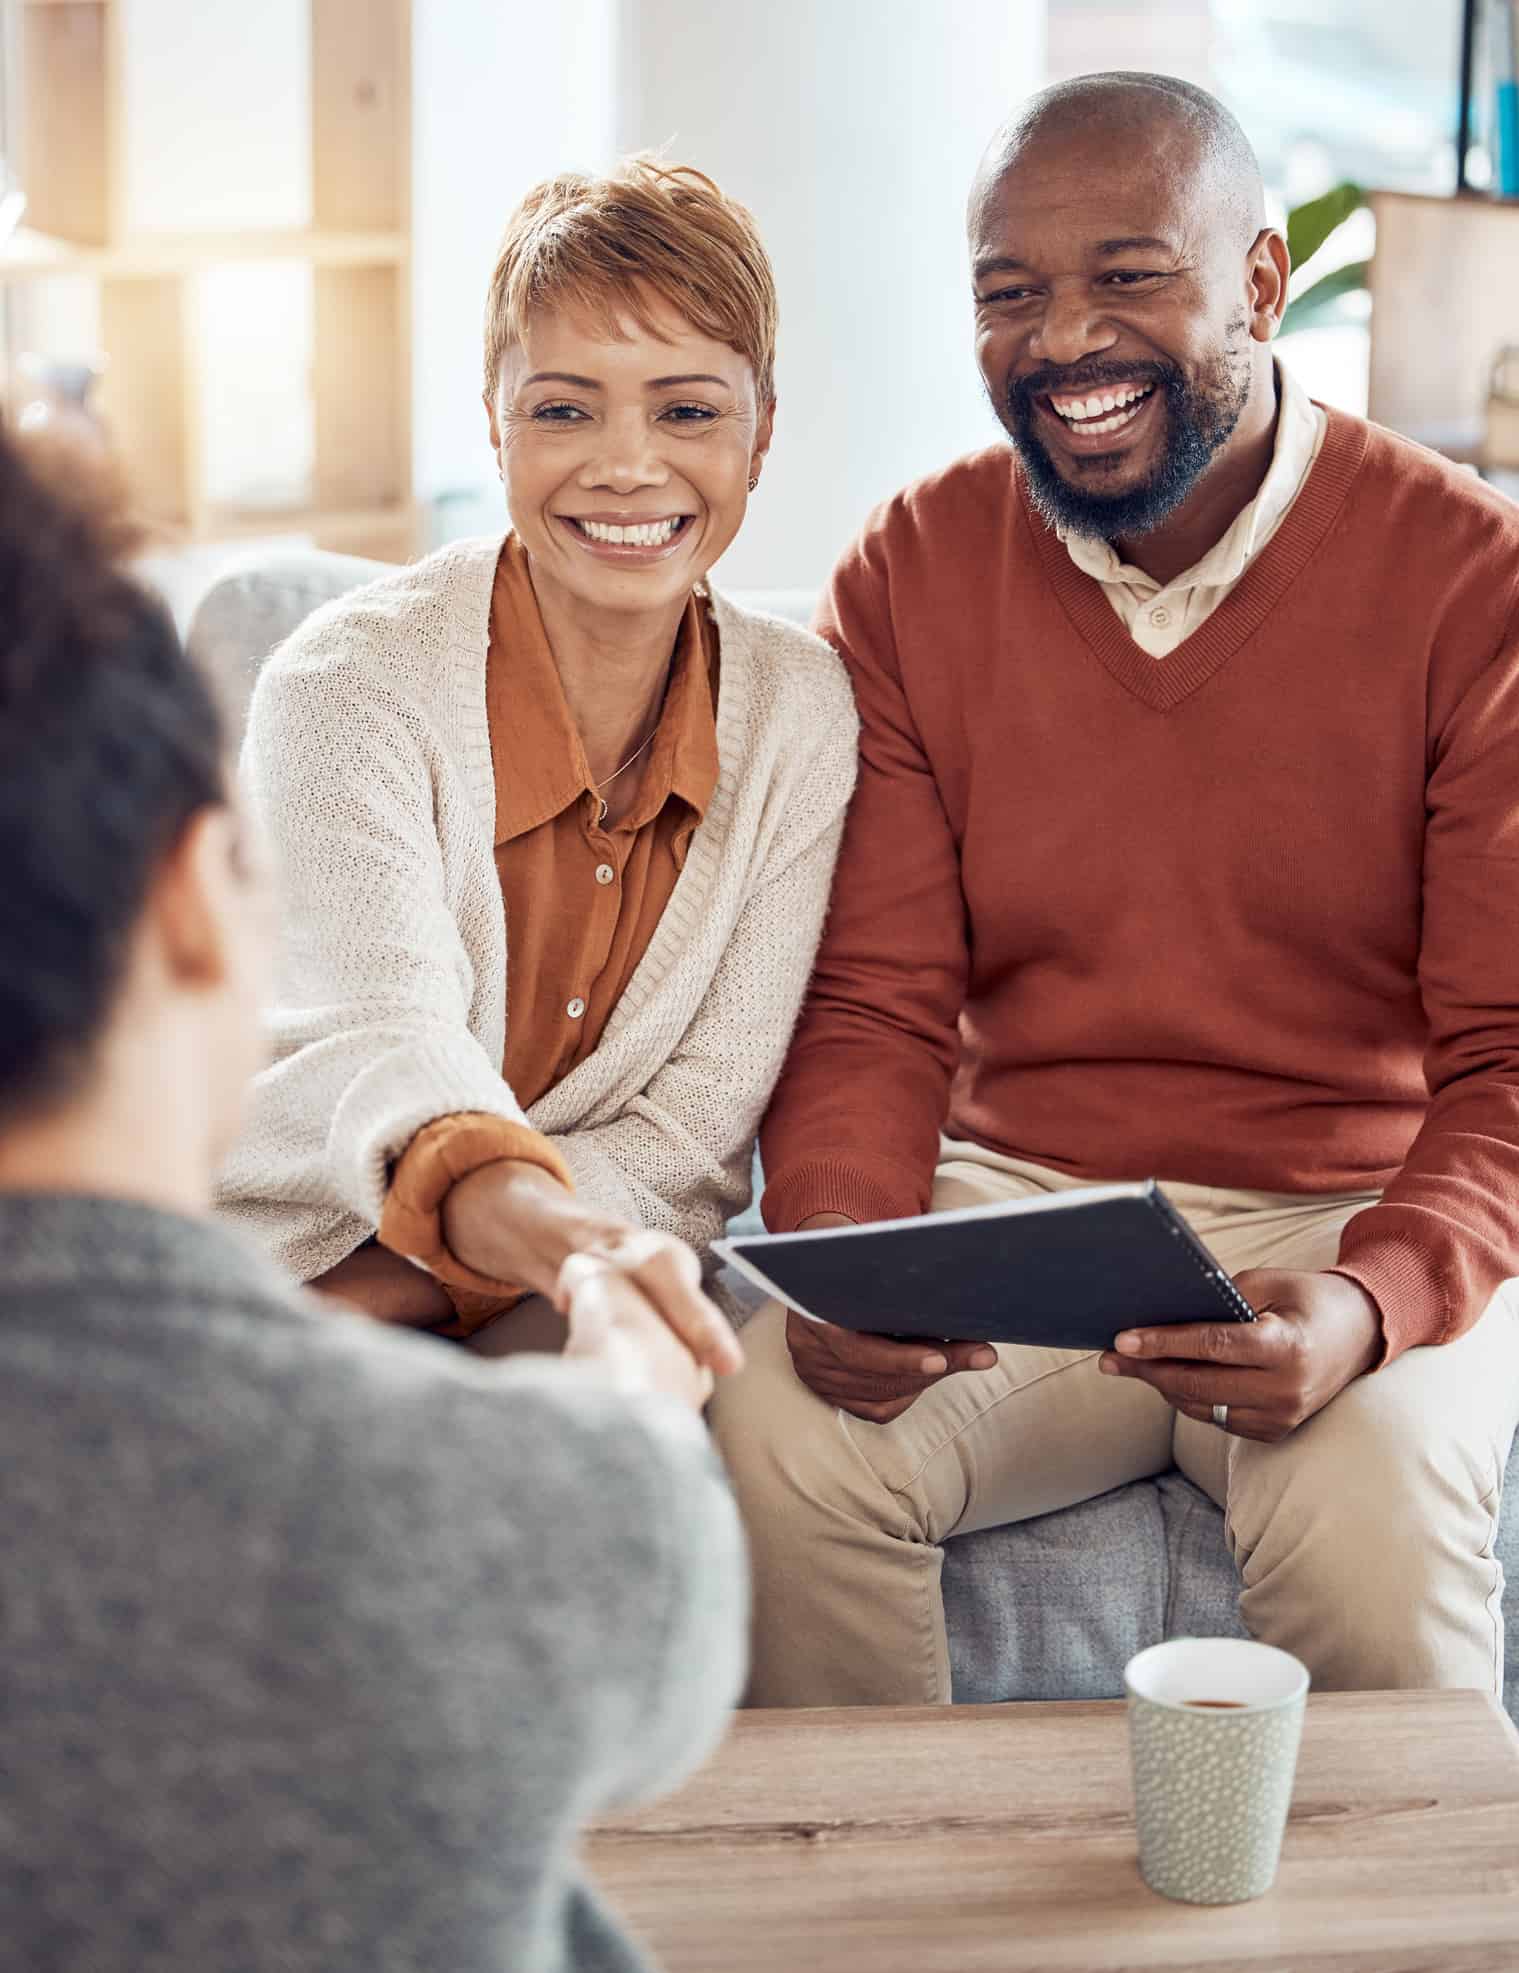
[586,1691,1519,1970]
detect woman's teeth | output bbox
[1049,383,1154,436]
[575,517,684,547]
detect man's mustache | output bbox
[1007,360,1176,414]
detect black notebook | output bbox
[713,1180,1256,1351]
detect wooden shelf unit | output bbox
[5,0,415,559]
[204,500,416,555]
[1367,190,1519,465]
[2,226,409,278]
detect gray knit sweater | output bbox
[0,1192,746,1971]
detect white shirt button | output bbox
[566,996,586,1020]
[1150,606,1171,628]
[594,863,615,886]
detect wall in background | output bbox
[121,0,308,229]
[408,0,1041,584]
[415,0,1044,590]
[412,0,618,530]
[612,0,1044,592]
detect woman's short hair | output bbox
[0,434,225,1121]
[483,156,778,403]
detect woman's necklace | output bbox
[594,725,658,824]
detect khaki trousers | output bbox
[709,1141,1519,1707]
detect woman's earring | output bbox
[747,474,760,492]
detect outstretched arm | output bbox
[225,643,736,1376]
[392,666,860,1296]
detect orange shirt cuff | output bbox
[378,1112,574,1329]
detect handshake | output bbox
[555,1231,743,1411]
[444,1157,744,1411]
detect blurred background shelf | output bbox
[203,500,417,561]
[1366,187,1519,471]
[4,0,415,553]
[0,225,408,278]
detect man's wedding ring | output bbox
[1211,1402,1229,1430]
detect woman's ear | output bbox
[751,396,777,477]
[484,388,503,455]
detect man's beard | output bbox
[1003,337,1252,541]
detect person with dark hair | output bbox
[0,433,747,1968]
[713,72,1519,1707]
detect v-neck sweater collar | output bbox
[1021,405,1370,712]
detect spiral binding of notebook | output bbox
[1145,1187,1259,1325]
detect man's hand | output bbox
[784,1211,997,1423]
[785,1311,998,1422]
[1098,1268,1383,1442]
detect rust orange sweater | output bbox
[761,410,1519,1361]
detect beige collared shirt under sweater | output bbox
[1060,361,1328,657]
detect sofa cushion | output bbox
[944,1453,1518,1724]
[186,552,393,722]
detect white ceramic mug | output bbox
[1124,1636,1309,1904]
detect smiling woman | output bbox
[488,297,767,735]
[483,162,777,679]
[217,158,858,1369]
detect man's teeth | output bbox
[576,517,684,547]
[1049,384,1154,433]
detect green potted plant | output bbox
[1280,181,1369,333]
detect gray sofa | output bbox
[187,550,1519,1725]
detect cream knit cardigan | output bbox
[217,536,859,1287]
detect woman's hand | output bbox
[442,1157,743,1378]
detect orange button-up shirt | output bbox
[377,536,719,1332]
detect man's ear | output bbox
[149,806,239,990]
[1247,228,1291,341]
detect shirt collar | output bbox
[618,593,720,835]
[487,536,719,847]
[1060,361,1323,596]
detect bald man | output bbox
[712,73,1519,1706]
